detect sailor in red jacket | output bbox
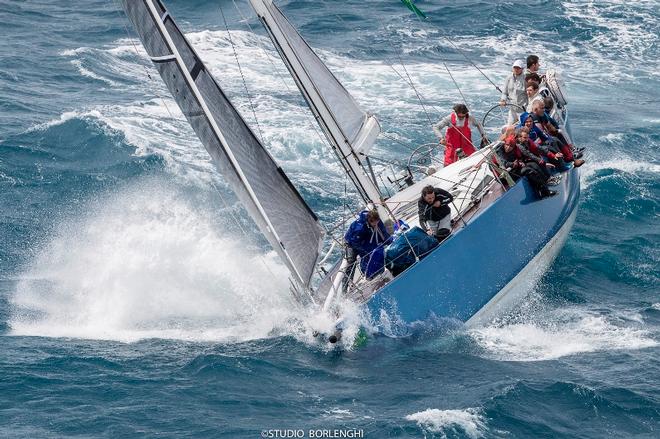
[433,104,488,166]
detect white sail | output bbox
[121,0,324,290]
[248,0,387,215]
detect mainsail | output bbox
[121,0,323,289]
[248,0,386,214]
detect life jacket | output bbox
[444,113,475,165]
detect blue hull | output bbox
[368,167,580,324]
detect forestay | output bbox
[248,0,385,211]
[121,0,323,289]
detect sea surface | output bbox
[1,0,658,437]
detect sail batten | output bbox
[121,0,323,290]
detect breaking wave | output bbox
[469,308,658,362]
[406,407,487,438]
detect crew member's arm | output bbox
[418,203,429,232]
[469,115,488,143]
[499,76,511,105]
[519,144,543,165]
[345,224,368,255]
[545,112,560,129]
[496,148,515,169]
[435,188,454,205]
[432,115,452,143]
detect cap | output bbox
[513,59,525,69]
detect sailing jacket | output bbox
[418,188,454,230]
[344,211,391,257]
[518,113,549,144]
[516,140,547,166]
[496,143,525,170]
[500,72,528,108]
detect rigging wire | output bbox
[229,0,330,147]
[408,6,502,94]
[315,0,492,164]
[443,62,469,109]
[439,33,503,94]
[317,0,443,123]
[395,51,435,127]
[386,63,444,115]
[229,0,362,207]
[218,3,265,143]
[112,1,283,283]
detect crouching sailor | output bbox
[418,185,454,241]
[496,137,556,199]
[343,209,391,290]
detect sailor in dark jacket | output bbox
[496,138,556,199]
[343,209,391,288]
[418,185,454,240]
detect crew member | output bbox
[343,209,391,288]
[496,137,556,199]
[418,185,454,241]
[526,54,543,77]
[499,59,528,124]
[432,104,488,166]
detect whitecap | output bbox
[581,157,660,189]
[70,59,118,86]
[470,309,658,362]
[25,109,103,132]
[406,408,486,438]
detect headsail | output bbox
[248,0,387,215]
[121,0,323,289]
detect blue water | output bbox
[1,0,658,437]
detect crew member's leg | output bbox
[507,109,518,126]
[444,144,456,166]
[426,220,440,235]
[462,141,476,157]
[522,164,555,198]
[435,214,452,242]
[342,244,358,292]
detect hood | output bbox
[519,112,532,126]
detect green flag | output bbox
[400,0,427,19]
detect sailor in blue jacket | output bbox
[343,209,391,288]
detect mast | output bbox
[247,0,391,221]
[121,0,324,293]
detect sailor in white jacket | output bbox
[499,59,528,124]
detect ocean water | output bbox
[1,0,658,437]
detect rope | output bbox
[439,34,503,94]
[386,64,444,115]
[218,3,265,142]
[317,0,446,131]
[444,62,470,108]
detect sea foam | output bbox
[406,408,487,438]
[470,309,658,362]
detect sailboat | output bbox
[120,0,580,338]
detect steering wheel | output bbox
[481,103,526,133]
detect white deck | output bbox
[385,144,500,230]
